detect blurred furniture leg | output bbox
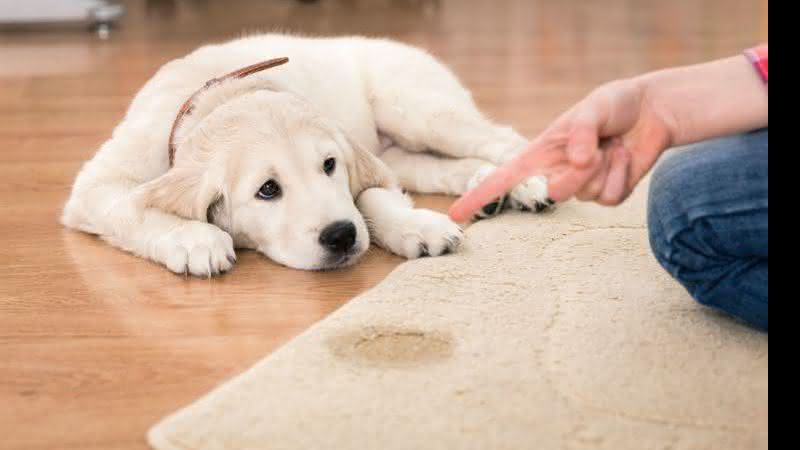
[0,0,124,36]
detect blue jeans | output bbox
[648,129,768,332]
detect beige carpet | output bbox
[148,180,768,450]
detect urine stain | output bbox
[328,326,454,368]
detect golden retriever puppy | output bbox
[62,34,550,276]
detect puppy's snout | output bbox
[319,220,357,253]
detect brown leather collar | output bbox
[168,57,289,167]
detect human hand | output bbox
[448,78,674,222]
[449,54,768,223]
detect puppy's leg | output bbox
[380,146,553,218]
[364,43,525,164]
[380,146,489,196]
[356,187,463,258]
[63,163,235,277]
[376,101,527,166]
[363,43,551,210]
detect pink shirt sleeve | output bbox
[745,44,768,84]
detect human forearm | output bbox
[640,55,768,147]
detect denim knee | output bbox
[646,133,769,331]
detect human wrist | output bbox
[635,56,767,147]
[631,71,681,150]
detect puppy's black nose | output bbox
[319,220,357,253]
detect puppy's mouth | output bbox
[317,246,365,271]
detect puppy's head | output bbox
[139,88,395,270]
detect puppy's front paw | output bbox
[468,166,554,220]
[155,222,236,277]
[391,209,463,259]
[508,175,555,213]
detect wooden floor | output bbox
[0,1,766,449]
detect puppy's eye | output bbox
[323,157,336,175]
[256,180,281,200]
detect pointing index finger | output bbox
[447,136,561,222]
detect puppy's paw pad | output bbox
[157,222,236,277]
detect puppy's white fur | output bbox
[62,34,549,276]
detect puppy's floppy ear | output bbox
[336,132,398,197]
[135,166,223,222]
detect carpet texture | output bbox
[148,180,768,450]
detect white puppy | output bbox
[62,34,551,276]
